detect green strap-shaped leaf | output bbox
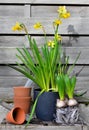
[56,75,65,100]
[25,89,45,127]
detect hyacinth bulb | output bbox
[67,98,78,106]
[56,99,66,108]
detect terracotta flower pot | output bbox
[14,86,32,97]
[14,97,32,114]
[6,107,25,125]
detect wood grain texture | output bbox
[32,6,89,17]
[0,66,88,77]
[0,5,24,16]
[0,66,24,76]
[0,36,28,47]
[0,36,89,47]
[0,76,27,87]
[24,4,31,17]
[32,36,89,47]
[0,76,89,100]
[0,47,88,64]
[29,0,89,5]
[0,65,89,100]
[0,0,89,4]
[0,17,89,35]
[0,5,89,19]
[0,125,82,130]
[0,0,33,4]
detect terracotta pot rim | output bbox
[13,87,32,97]
[14,86,32,89]
[6,107,26,124]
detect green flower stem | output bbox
[55,25,59,35]
[25,89,45,128]
[42,26,48,43]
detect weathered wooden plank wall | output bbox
[0,0,89,101]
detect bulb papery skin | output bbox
[56,99,66,108]
[68,98,78,106]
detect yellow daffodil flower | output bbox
[47,40,55,48]
[58,6,67,15]
[61,12,70,18]
[12,22,23,31]
[58,6,70,19]
[33,22,42,29]
[55,34,62,41]
[53,19,62,26]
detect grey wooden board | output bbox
[32,36,89,47]
[0,66,24,76]
[0,81,36,100]
[0,36,89,47]
[84,126,89,130]
[0,5,25,17]
[0,5,89,18]
[76,77,89,98]
[0,65,88,76]
[0,0,33,4]
[79,104,89,124]
[0,36,28,47]
[64,47,89,64]
[0,76,89,100]
[0,17,89,35]
[0,125,84,130]
[0,105,8,123]
[0,48,18,64]
[68,66,89,77]
[0,76,27,87]
[0,5,89,17]
[24,5,31,17]
[32,6,89,17]
[0,76,89,89]
[0,66,89,77]
[27,0,89,5]
[0,0,89,4]
[0,76,89,88]
[0,47,88,64]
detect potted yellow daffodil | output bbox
[10,6,72,124]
